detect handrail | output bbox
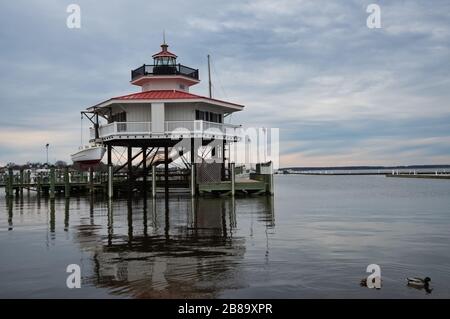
[94,120,240,139]
[131,64,199,81]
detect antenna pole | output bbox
[207,54,212,98]
[80,113,83,146]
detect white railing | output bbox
[165,121,196,132]
[99,122,116,136]
[116,122,151,133]
[93,120,241,139]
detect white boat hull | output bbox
[71,146,106,164]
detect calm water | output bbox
[1,175,450,298]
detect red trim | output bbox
[111,90,244,108]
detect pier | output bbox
[0,162,274,198]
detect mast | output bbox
[207,54,212,98]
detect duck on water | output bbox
[407,277,432,293]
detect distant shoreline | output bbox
[281,165,450,171]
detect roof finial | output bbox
[161,30,169,52]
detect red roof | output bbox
[111,90,244,108]
[152,43,177,58]
[116,90,199,100]
[152,50,177,58]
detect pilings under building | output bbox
[0,160,274,199]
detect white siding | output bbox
[124,104,151,122]
[151,103,165,132]
[165,103,195,121]
[111,104,151,122]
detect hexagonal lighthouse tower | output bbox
[74,41,244,197]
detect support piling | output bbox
[191,164,196,197]
[231,163,236,197]
[152,165,156,198]
[49,167,55,200]
[89,167,94,195]
[37,173,42,196]
[142,147,147,194]
[19,169,24,197]
[164,146,169,198]
[64,167,70,198]
[108,165,113,199]
[127,146,133,196]
[268,161,274,195]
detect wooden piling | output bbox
[231,163,236,196]
[64,167,70,198]
[191,163,196,197]
[89,167,94,195]
[49,167,55,199]
[127,146,133,196]
[8,168,13,198]
[5,173,10,197]
[108,165,113,199]
[142,147,147,194]
[19,169,24,197]
[190,137,196,198]
[268,161,274,195]
[37,173,42,196]
[164,146,169,198]
[26,170,31,194]
[152,165,156,198]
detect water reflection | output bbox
[72,195,275,298]
[64,198,70,232]
[1,192,274,298]
[49,200,55,233]
[4,176,450,298]
[7,197,13,231]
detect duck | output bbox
[360,278,368,287]
[360,278,382,288]
[406,277,431,287]
[407,277,433,293]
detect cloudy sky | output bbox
[0,0,449,167]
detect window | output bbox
[110,111,126,123]
[195,110,222,123]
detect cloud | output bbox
[0,0,449,167]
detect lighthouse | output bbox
[81,41,244,197]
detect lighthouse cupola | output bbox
[152,42,177,67]
[131,42,200,92]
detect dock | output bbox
[0,162,274,199]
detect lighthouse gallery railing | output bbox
[131,64,199,81]
[91,121,240,139]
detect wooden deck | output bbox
[1,171,273,197]
[198,178,267,195]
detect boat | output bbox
[71,145,106,165]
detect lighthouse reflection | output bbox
[74,195,275,298]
